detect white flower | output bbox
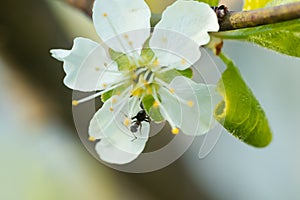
[50,0,219,164]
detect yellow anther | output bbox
[132,73,138,80]
[103,12,108,17]
[169,88,175,94]
[161,37,167,43]
[153,101,160,108]
[72,100,79,106]
[123,118,131,127]
[95,67,100,71]
[187,100,194,107]
[171,127,179,134]
[131,88,143,97]
[153,59,160,66]
[112,98,117,104]
[146,87,152,94]
[123,34,129,39]
[102,83,107,88]
[104,62,108,67]
[115,91,121,96]
[109,107,114,112]
[181,59,186,65]
[88,136,96,142]
[128,41,133,46]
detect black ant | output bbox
[129,103,151,141]
[211,5,229,22]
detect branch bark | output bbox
[65,0,300,31]
[219,2,300,31]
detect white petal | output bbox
[89,95,150,164]
[149,1,219,70]
[158,76,217,135]
[92,0,151,53]
[51,37,121,92]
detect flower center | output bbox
[130,66,155,97]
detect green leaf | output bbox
[214,53,272,147]
[214,19,300,57]
[243,0,272,10]
[196,0,219,6]
[108,49,136,71]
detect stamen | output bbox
[153,101,160,108]
[109,107,114,112]
[123,117,131,127]
[88,136,96,142]
[131,88,143,97]
[156,78,196,109]
[187,100,194,107]
[144,70,154,83]
[152,86,180,134]
[72,100,79,106]
[171,127,179,134]
[153,59,160,66]
[169,88,175,94]
[72,79,128,106]
[112,97,118,104]
[181,59,186,65]
[146,86,152,94]
[102,13,140,66]
[128,96,140,118]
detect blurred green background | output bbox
[1,0,300,199]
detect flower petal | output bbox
[51,37,121,92]
[89,95,150,164]
[150,1,219,70]
[92,0,151,53]
[158,76,217,135]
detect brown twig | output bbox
[219,2,300,31]
[66,0,94,17]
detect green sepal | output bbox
[141,39,155,65]
[101,90,114,102]
[157,68,193,83]
[109,48,136,71]
[100,84,130,103]
[142,94,164,122]
[177,68,193,79]
[214,19,300,58]
[214,53,272,147]
[196,0,219,6]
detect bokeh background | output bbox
[1,0,300,199]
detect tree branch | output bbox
[219,2,300,31]
[64,0,300,32]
